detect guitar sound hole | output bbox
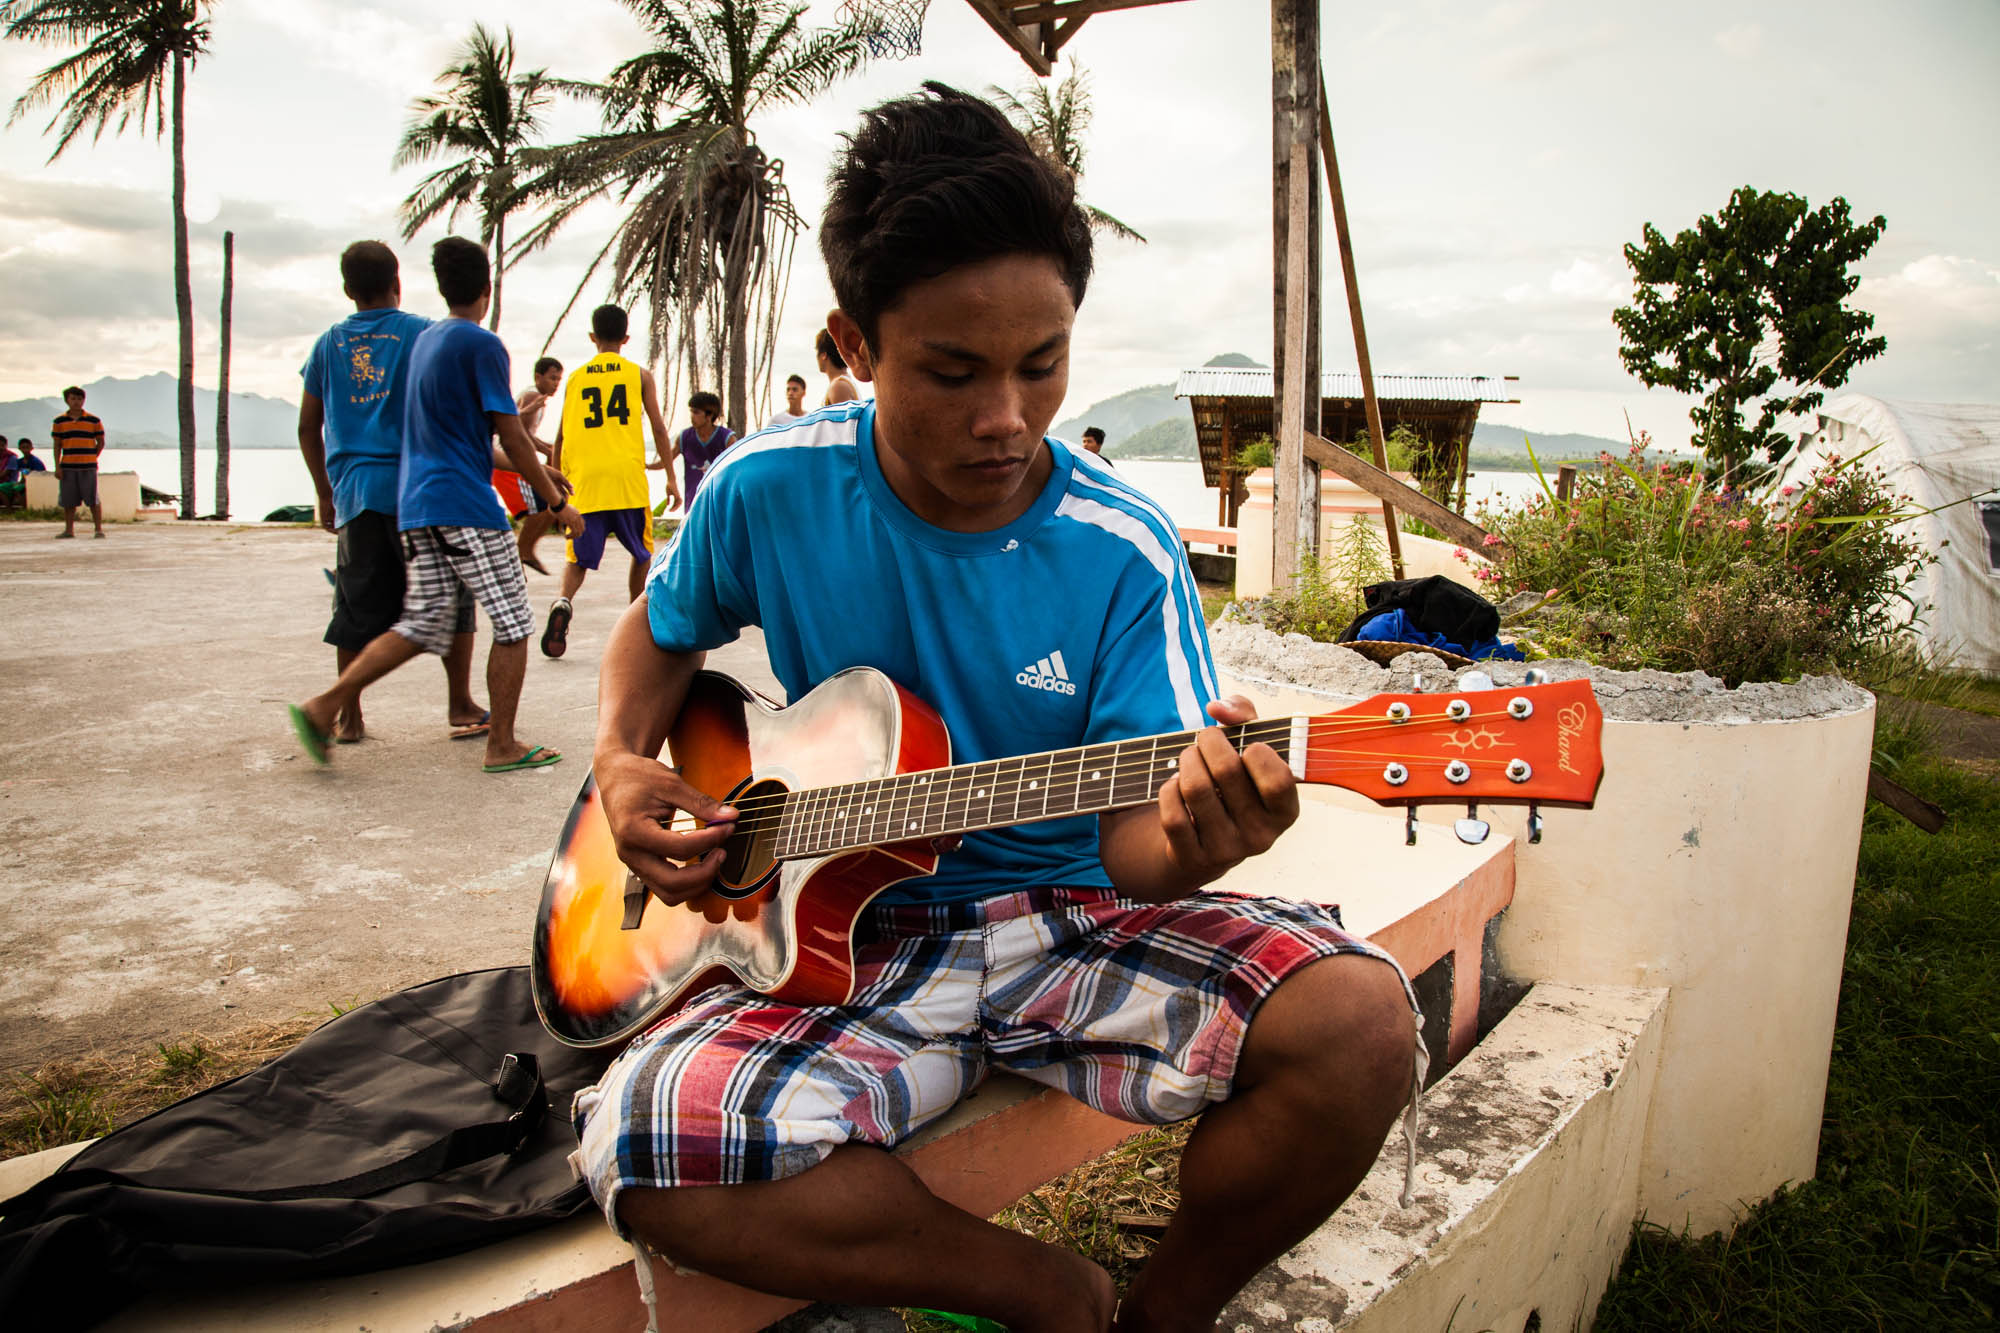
[714,776,787,898]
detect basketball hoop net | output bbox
[842,0,930,60]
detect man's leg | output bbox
[89,500,104,536]
[443,630,485,728]
[300,629,424,737]
[1114,954,1415,1333]
[627,554,647,602]
[332,647,365,742]
[59,503,75,537]
[518,509,555,574]
[618,1151,1114,1333]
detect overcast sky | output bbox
[1,0,1995,447]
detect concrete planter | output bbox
[1209,621,1874,1236]
[1234,468,1483,599]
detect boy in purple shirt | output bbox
[671,392,733,505]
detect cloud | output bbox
[1714,23,1763,61]
[1488,19,1622,78]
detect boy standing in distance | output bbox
[540,305,674,660]
[52,386,105,538]
[498,355,565,575]
[815,327,859,405]
[575,85,1421,1332]
[670,391,732,509]
[289,237,583,774]
[763,373,809,428]
[298,240,487,744]
[1080,425,1106,454]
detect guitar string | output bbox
[640,721,1565,840]
[634,704,1556,829]
[642,750,1552,845]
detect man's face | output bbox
[786,380,806,413]
[841,253,1073,533]
[690,407,718,432]
[63,393,84,413]
[536,366,562,396]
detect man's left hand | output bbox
[1156,695,1300,881]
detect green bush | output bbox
[1231,518,1392,642]
[1471,439,1932,683]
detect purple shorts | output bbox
[566,508,653,571]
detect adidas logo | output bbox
[1016,649,1077,696]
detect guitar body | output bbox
[531,668,949,1048]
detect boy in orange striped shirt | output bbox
[52,386,106,538]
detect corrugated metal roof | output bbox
[1174,368,1520,403]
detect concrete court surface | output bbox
[0,520,780,1077]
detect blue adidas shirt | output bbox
[646,401,1219,906]
[398,318,516,531]
[299,307,431,526]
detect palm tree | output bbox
[990,61,1146,243]
[4,0,215,520]
[394,23,551,331]
[510,0,874,429]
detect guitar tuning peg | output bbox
[1406,806,1419,846]
[1527,803,1544,844]
[1457,670,1494,692]
[1455,804,1491,846]
[1524,667,1548,686]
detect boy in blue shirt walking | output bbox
[297,241,488,744]
[575,86,1422,1331]
[290,239,583,774]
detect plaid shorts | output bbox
[572,886,1417,1235]
[393,525,533,652]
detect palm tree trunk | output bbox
[172,51,197,520]
[489,210,504,331]
[725,260,750,436]
[215,230,233,519]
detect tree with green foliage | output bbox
[510,0,874,428]
[394,24,551,332]
[990,60,1145,243]
[1613,186,1886,482]
[3,0,214,519]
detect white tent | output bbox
[1785,395,2000,675]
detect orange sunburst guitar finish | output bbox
[531,667,1605,1048]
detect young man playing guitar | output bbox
[577,84,1422,1332]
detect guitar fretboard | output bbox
[770,719,1294,860]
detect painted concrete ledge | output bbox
[1220,982,1670,1333]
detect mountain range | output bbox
[0,373,300,449]
[2,362,1635,465]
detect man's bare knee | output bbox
[1240,954,1414,1119]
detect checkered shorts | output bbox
[393,525,533,652]
[572,886,1417,1235]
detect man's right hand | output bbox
[315,489,336,533]
[552,501,586,540]
[594,749,739,906]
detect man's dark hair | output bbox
[340,240,399,302]
[820,82,1093,344]
[591,304,629,342]
[1082,426,1105,444]
[534,356,562,377]
[431,236,490,308]
[17,439,33,450]
[815,328,847,371]
[62,385,84,401]
[688,391,722,416]
[786,373,807,389]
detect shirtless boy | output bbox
[574,85,1421,1331]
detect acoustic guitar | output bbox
[531,667,1604,1048]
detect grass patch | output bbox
[1941,673,2000,721]
[0,507,64,522]
[0,1012,333,1162]
[1594,757,2000,1330]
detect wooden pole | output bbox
[214,230,233,520]
[1305,432,1491,553]
[1271,0,1322,590]
[1318,71,1403,579]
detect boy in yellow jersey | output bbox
[541,304,676,658]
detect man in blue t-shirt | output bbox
[290,238,582,775]
[572,87,1423,1331]
[297,241,486,743]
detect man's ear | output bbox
[827,310,874,383]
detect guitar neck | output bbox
[771,717,1305,861]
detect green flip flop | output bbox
[286,704,330,766]
[483,745,563,774]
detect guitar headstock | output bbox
[1302,678,1603,807]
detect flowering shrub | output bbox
[1474,439,1933,683]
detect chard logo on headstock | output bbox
[1557,701,1589,775]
